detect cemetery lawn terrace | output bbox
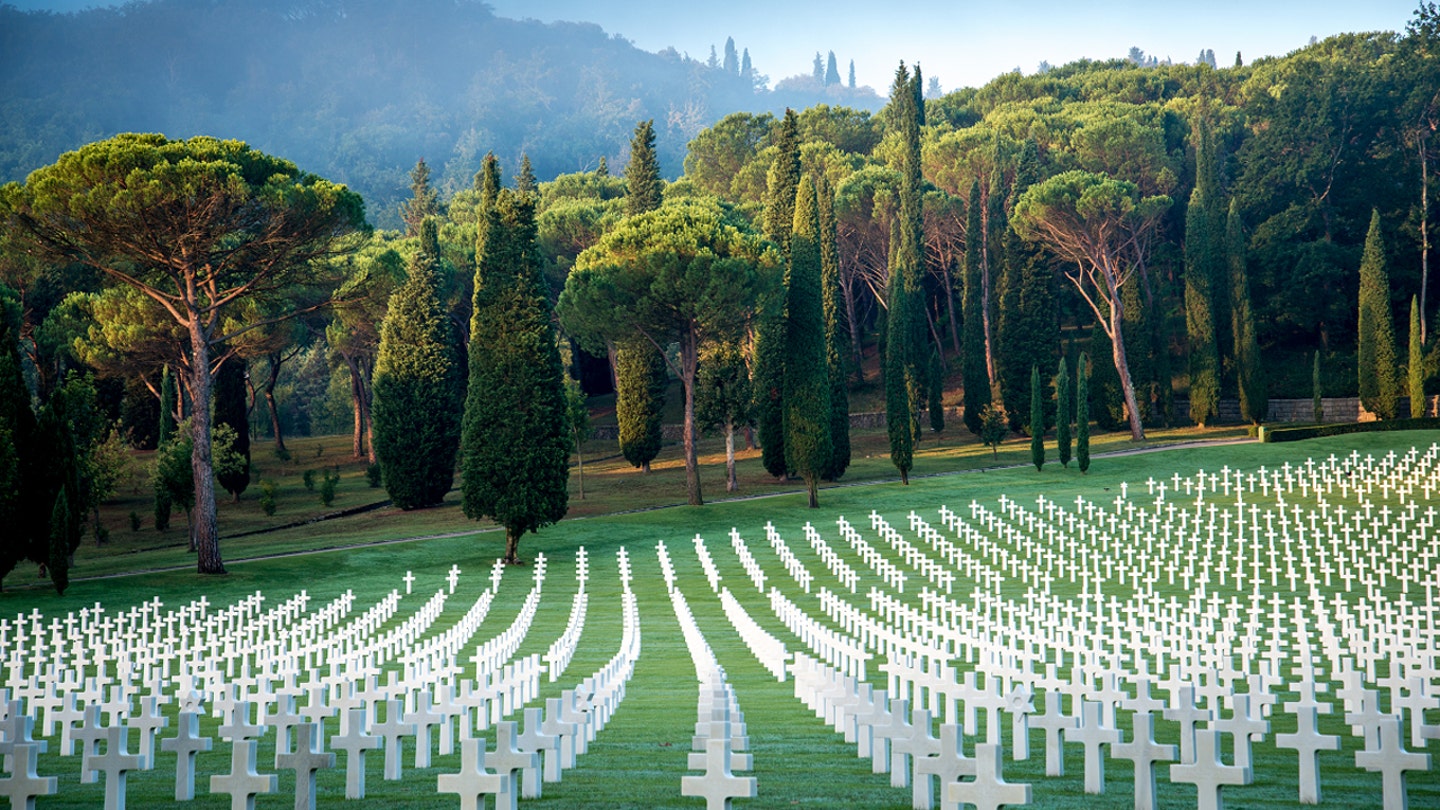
[1,430,1436,808]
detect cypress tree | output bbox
[461,189,571,564]
[213,357,250,501]
[1411,296,1426,417]
[996,140,1057,433]
[625,120,662,217]
[154,365,176,532]
[765,109,802,253]
[825,51,841,86]
[1185,187,1221,427]
[400,158,440,237]
[0,301,37,584]
[962,179,988,435]
[516,154,537,194]
[723,37,739,76]
[48,486,72,595]
[1358,209,1401,420]
[1055,357,1073,468]
[596,156,609,177]
[476,152,501,207]
[1229,200,1267,424]
[784,178,831,508]
[755,108,802,478]
[1029,364,1045,471]
[1313,351,1324,423]
[373,217,466,510]
[885,63,926,484]
[1076,352,1091,473]
[817,173,851,481]
[848,60,856,89]
[614,339,666,472]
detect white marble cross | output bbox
[515,707,558,797]
[945,742,1030,810]
[1029,690,1076,776]
[329,707,380,799]
[1112,711,1174,810]
[89,726,143,810]
[275,721,333,810]
[913,723,974,810]
[209,739,278,810]
[373,698,414,781]
[1168,729,1251,810]
[681,736,757,810]
[1355,715,1430,810]
[485,721,538,810]
[1068,699,1120,794]
[0,744,57,810]
[159,710,212,800]
[1275,704,1339,805]
[128,695,167,770]
[448,564,462,594]
[437,737,510,810]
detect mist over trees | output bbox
[0,0,882,230]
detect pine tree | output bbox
[516,154,537,194]
[1055,357,1073,468]
[1358,209,1402,419]
[1411,296,1427,417]
[373,218,465,510]
[962,179,988,435]
[783,178,831,508]
[825,51,841,86]
[1229,200,1267,424]
[1076,352,1091,473]
[462,190,571,564]
[1029,364,1045,471]
[625,120,662,217]
[614,339,666,472]
[1185,187,1221,427]
[154,364,176,532]
[817,173,851,480]
[213,357,250,501]
[399,158,440,237]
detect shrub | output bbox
[302,469,316,491]
[365,463,382,488]
[129,511,142,532]
[319,468,339,506]
[259,480,278,516]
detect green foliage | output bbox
[516,154,537,195]
[817,173,851,481]
[884,63,928,484]
[614,340,666,471]
[626,120,663,217]
[1410,296,1427,417]
[319,467,339,507]
[765,110,802,251]
[1077,352,1092,473]
[373,218,466,510]
[1261,417,1440,442]
[400,158,440,236]
[1055,357,1073,468]
[697,341,752,435]
[1029,365,1045,471]
[979,402,1008,459]
[214,358,251,500]
[158,365,176,446]
[128,510,142,531]
[365,463,382,488]
[153,424,194,526]
[259,480,278,516]
[753,300,788,479]
[464,189,571,560]
[783,178,832,508]
[1185,188,1221,427]
[1357,210,1401,419]
[47,486,72,595]
[1230,200,1267,424]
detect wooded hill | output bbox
[0,0,881,229]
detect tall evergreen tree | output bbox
[625,120,663,217]
[784,179,831,508]
[848,60,856,89]
[1055,357,1073,468]
[399,158,440,237]
[462,190,571,563]
[614,339,666,472]
[1029,364,1045,471]
[1358,209,1402,420]
[723,37,739,76]
[962,179,988,435]
[885,63,927,484]
[515,154,537,194]
[1076,352,1091,473]
[372,218,465,510]
[0,299,37,585]
[825,51,841,86]
[1411,296,1427,417]
[817,173,851,480]
[213,357,250,501]
[1185,187,1221,427]
[756,108,802,478]
[476,152,501,207]
[996,140,1056,432]
[812,52,824,83]
[1228,200,1267,424]
[741,49,754,86]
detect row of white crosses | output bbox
[689,534,791,682]
[764,522,815,593]
[697,443,1439,808]
[544,547,590,683]
[660,542,756,810]
[0,547,650,809]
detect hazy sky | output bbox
[9,0,1422,92]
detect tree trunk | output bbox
[188,315,225,575]
[725,421,737,492]
[361,358,376,465]
[345,354,365,459]
[1108,291,1146,442]
[1422,132,1430,345]
[504,528,522,565]
[842,273,865,383]
[942,259,962,359]
[264,352,286,453]
[743,424,755,451]
[681,330,702,506]
[806,476,818,508]
[981,237,997,391]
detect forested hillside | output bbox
[0,0,880,229]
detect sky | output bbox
[8,0,1422,92]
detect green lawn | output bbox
[1,430,1436,808]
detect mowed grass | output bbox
[1,430,1437,808]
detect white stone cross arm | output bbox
[438,737,510,810]
[1168,729,1251,810]
[89,725,143,810]
[209,739,278,810]
[945,742,1030,810]
[681,737,757,810]
[1355,715,1430,810]
[159,710,213,801]
[275,721,334,810]
[330,707,381,800]
[0,743,57,810]
[1112,710,1174,810]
